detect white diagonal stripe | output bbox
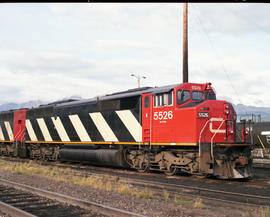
[0,126,5,140]
[89,112,118,142]
[4,121,13,141]
[116,110,142,142]
[26,119,38,141]
[37,118,52,141]
[69,114,91,142]
[51,116,70,141]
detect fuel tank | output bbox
[59,148,127,167]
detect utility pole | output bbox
[131,73,146,88]
[183,2,188,83]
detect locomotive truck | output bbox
[0,82,253,179]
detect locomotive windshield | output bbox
[205,90,216,100]
[177,89,215,105]
[177,90,190,105]
[192,91,204,101]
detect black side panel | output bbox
[25,128,30,141]
[54,102,103,142]
[26,106,54,119]
[9,120,14,133]
[124,97,141,124]
[120,96,140,110]
[30,119,44,141]
[0,111,14,141]
[53,96,142,143]
[59,115,80,142]
[99,100,120,112]
[102,111,135,142]
[0,122,9,141]
[0,112,14,122]
[130,108,140,123]
[23,96,142,143]
[44,117,61,141]
[78,112,104,142]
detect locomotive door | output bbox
[13,109,27,142]
[142,94,152,143]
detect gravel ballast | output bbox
[0,161,262,217]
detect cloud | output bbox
[0,3,269,108]
[190,4,270,35]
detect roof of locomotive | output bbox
[53,83,180,109]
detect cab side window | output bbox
[144,96,149,108]
[153,91,173,108]
[177,90,190,105]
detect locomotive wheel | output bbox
[137,155,150,173]
[137,163,149,173]
[164,165,177,176]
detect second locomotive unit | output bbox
[0,82,253,179]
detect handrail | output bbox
[14,126,25,142]
[14,126,22,141]
[199,119,211,157]
[17,128,25,141]
[210,120,225,160]
[198,119,211,172]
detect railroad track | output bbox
[2,156,270,208]
[0,178,146,217]
[122,178,270,207]
[39,162,270,208]
[61,167,270,208]
[52,165,270,208]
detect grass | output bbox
[242,206,254,217]
[242,206,270,217]
[260,206,270,217]
[174,194,193,207]
[193,198,205,209]
[0,159,153,200]
[163,190,170,202]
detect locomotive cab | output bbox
[140,82,253,179]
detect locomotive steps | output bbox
[0,178,146,217]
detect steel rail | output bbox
[2,156,270,207]
[0,200,37,217]
[54,165,270,207]
[120,178,270,207]
[0,178,147,217]
[2,156,267,203]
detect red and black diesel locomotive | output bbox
[0,82,253,179]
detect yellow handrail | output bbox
[257,135,266,150]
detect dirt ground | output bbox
[0,165,265,217]
[0,211,10,217]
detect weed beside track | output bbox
[1,157,270,217]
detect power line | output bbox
[190,4,247,113]
[222,5,270,38]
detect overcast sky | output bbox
[0,3,269,107]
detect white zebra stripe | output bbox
[37,118,52,141]
[26,120,38,141]
[116,110,142,142]
[51,116,70,142]
[69,114,91,142]
[89,112,118,142]
[0,126,5,140]
[4,121,13,141]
